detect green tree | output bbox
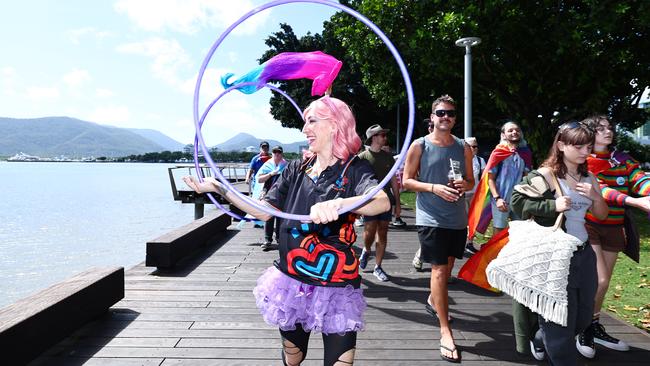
[329,0,649,160]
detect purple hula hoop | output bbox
[193,82,303,221]
[193,0,414,222]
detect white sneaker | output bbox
[576,336,595,359]
[530,340,545,361]
[373,265,389,281]
[412,249,422,271]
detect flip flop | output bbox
[440,344,461,363]
[425,302,453,323]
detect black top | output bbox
[265,156,378,288]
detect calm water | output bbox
[0,162,201,308]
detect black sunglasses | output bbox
[434,109,457,118]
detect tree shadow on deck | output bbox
[29,309,141,366]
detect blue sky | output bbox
[0,0,338,145]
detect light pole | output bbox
[455,36,481,139]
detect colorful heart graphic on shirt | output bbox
[294,252,337,280]
[287,234,347,283]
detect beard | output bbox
[508,136,521,144]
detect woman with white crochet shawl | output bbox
[510,121,608,365]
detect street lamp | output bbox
[455,36,481,139]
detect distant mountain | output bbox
[214,132,306,153]
[128,128,184,151]
[0,116,170,157]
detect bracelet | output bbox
[493,195,501,201]
[431,184,435,193]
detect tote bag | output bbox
[486,173,583,326]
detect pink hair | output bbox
[302,96,361,161]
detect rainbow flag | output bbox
[467,144,533,238]
[458,228,510,291]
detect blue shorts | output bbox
[363,209,392,222]
[491,201,520,229]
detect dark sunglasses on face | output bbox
[434,109,457,118]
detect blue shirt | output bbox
[253,158,288,200]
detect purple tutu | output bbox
[253,267,366,334]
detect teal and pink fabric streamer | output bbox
[220,51,342,96]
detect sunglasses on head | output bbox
[434,109,456,118]
[559,121,589,131]
[557,121,594,139]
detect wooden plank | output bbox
[28,209,650,365]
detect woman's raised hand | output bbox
[575,182,600,201]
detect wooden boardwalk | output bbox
[32,210,650,365]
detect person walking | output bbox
[255,145,288,250]
[510,121,608,365]
[467,121,533,240]
[575,115,650,358]
[402,95,474,363]
[184,96,389,365]
[358,124,402,281]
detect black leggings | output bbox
[280,324,357,365]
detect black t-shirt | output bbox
[264,156,378,288]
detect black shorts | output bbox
[417,226,467,265]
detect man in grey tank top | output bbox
[403,95,474,363]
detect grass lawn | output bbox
[399,191,650,332]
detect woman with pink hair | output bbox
[184,96,389,365]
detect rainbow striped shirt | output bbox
[586,151,650,225]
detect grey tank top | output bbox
[415,136,468,229]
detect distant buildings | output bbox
[7,152,41,161]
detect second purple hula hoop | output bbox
[193,0,415,222]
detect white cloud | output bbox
[87,105,131,126]
[67,27,111,45]
[26,86,60,100]
[180,67,225,96]
[117,37,192,87]
[62,69,91,88]
[1,67,18,96]
[95,88,115,97]
[114,0,268,35]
